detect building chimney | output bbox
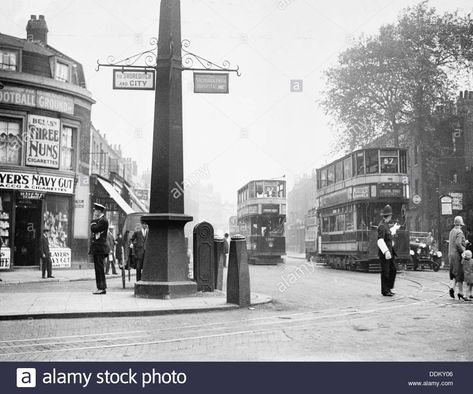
[26,15,48,45]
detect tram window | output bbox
[345,212,354,231]
[278,182,285,197]
[343,157,352,180]
[320,169,327,188]
[335,161,343,183]
[327,165,335,185]
[366,150,379,174]
[399,150,407,173]
[329,216,336,232]
[380,150,398,173]
[335,214,345,231]
[356,204,368,230]
[322,217,329,233]
[355,152,365,175]
[256,182,264,197]
[249,182,256,198]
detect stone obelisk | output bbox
[135,0,197,298]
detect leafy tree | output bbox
[321,1,473,150]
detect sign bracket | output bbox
[96,38,241,76]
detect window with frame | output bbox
[355,151,365,175]
[327,165,335,185]
[44,195,70,248]
[366,150,379,174]
[343,157,352,180]
[319,169,327,188]
[380,150,399,173]
[335,161,343,183]
[55,61,70,82]
[0,49,17,71]
[0,119,22,165]
[399,150,407,173]
[60,126,74,171]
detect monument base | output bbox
[135,281,197,299]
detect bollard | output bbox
[193,222,215,292]
[226,234,251,307]
[213,235,224,291]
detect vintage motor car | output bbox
[409,231,441,271]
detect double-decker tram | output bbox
[237,180,286,264]
[316,148,410,272]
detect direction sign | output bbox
[193,72,229,94]
[412,194,422,205]
[113,69,155,90]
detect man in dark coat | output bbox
[40,228,54,279]
[89,203,110,294]
[377,204,397,296]
[130,221,148,281]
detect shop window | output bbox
[60,125,75,171]
[0,119,22,165]
[0,192,12,249]
[44,196,70,248]
[55,60,70,82]
[0,49,17,71]
[366,150,379,174]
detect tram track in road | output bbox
[0,278,454,359]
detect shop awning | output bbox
[97,178,134,215]
[124,184,147,212]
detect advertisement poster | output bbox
[50,248,71,268]
[26,115,60,168]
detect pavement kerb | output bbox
[0,292,273,321]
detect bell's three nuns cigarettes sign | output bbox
[26,115,60,168]
[113,69,155,90]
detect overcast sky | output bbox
[2,0,472,203]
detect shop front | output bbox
[0,171,75,270]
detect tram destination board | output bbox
[194,72,229,94]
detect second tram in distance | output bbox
[237,179,286,264]
[313,147,411,272]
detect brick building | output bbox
[0,15,94,270]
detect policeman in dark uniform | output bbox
[89,203,110,294]
[377,204,397,296]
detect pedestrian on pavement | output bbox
[223,233,229,268]
[448,216,467,300]
[116,232,125,269]
[40,228,54,279]
[461,249,473,300]
[377,204,397,297]
[130,220,148,281]
[89,203,110,295]
[105,227,117,275]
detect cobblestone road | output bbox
[0,258,471,361]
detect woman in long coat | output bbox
[448,216,467,300]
